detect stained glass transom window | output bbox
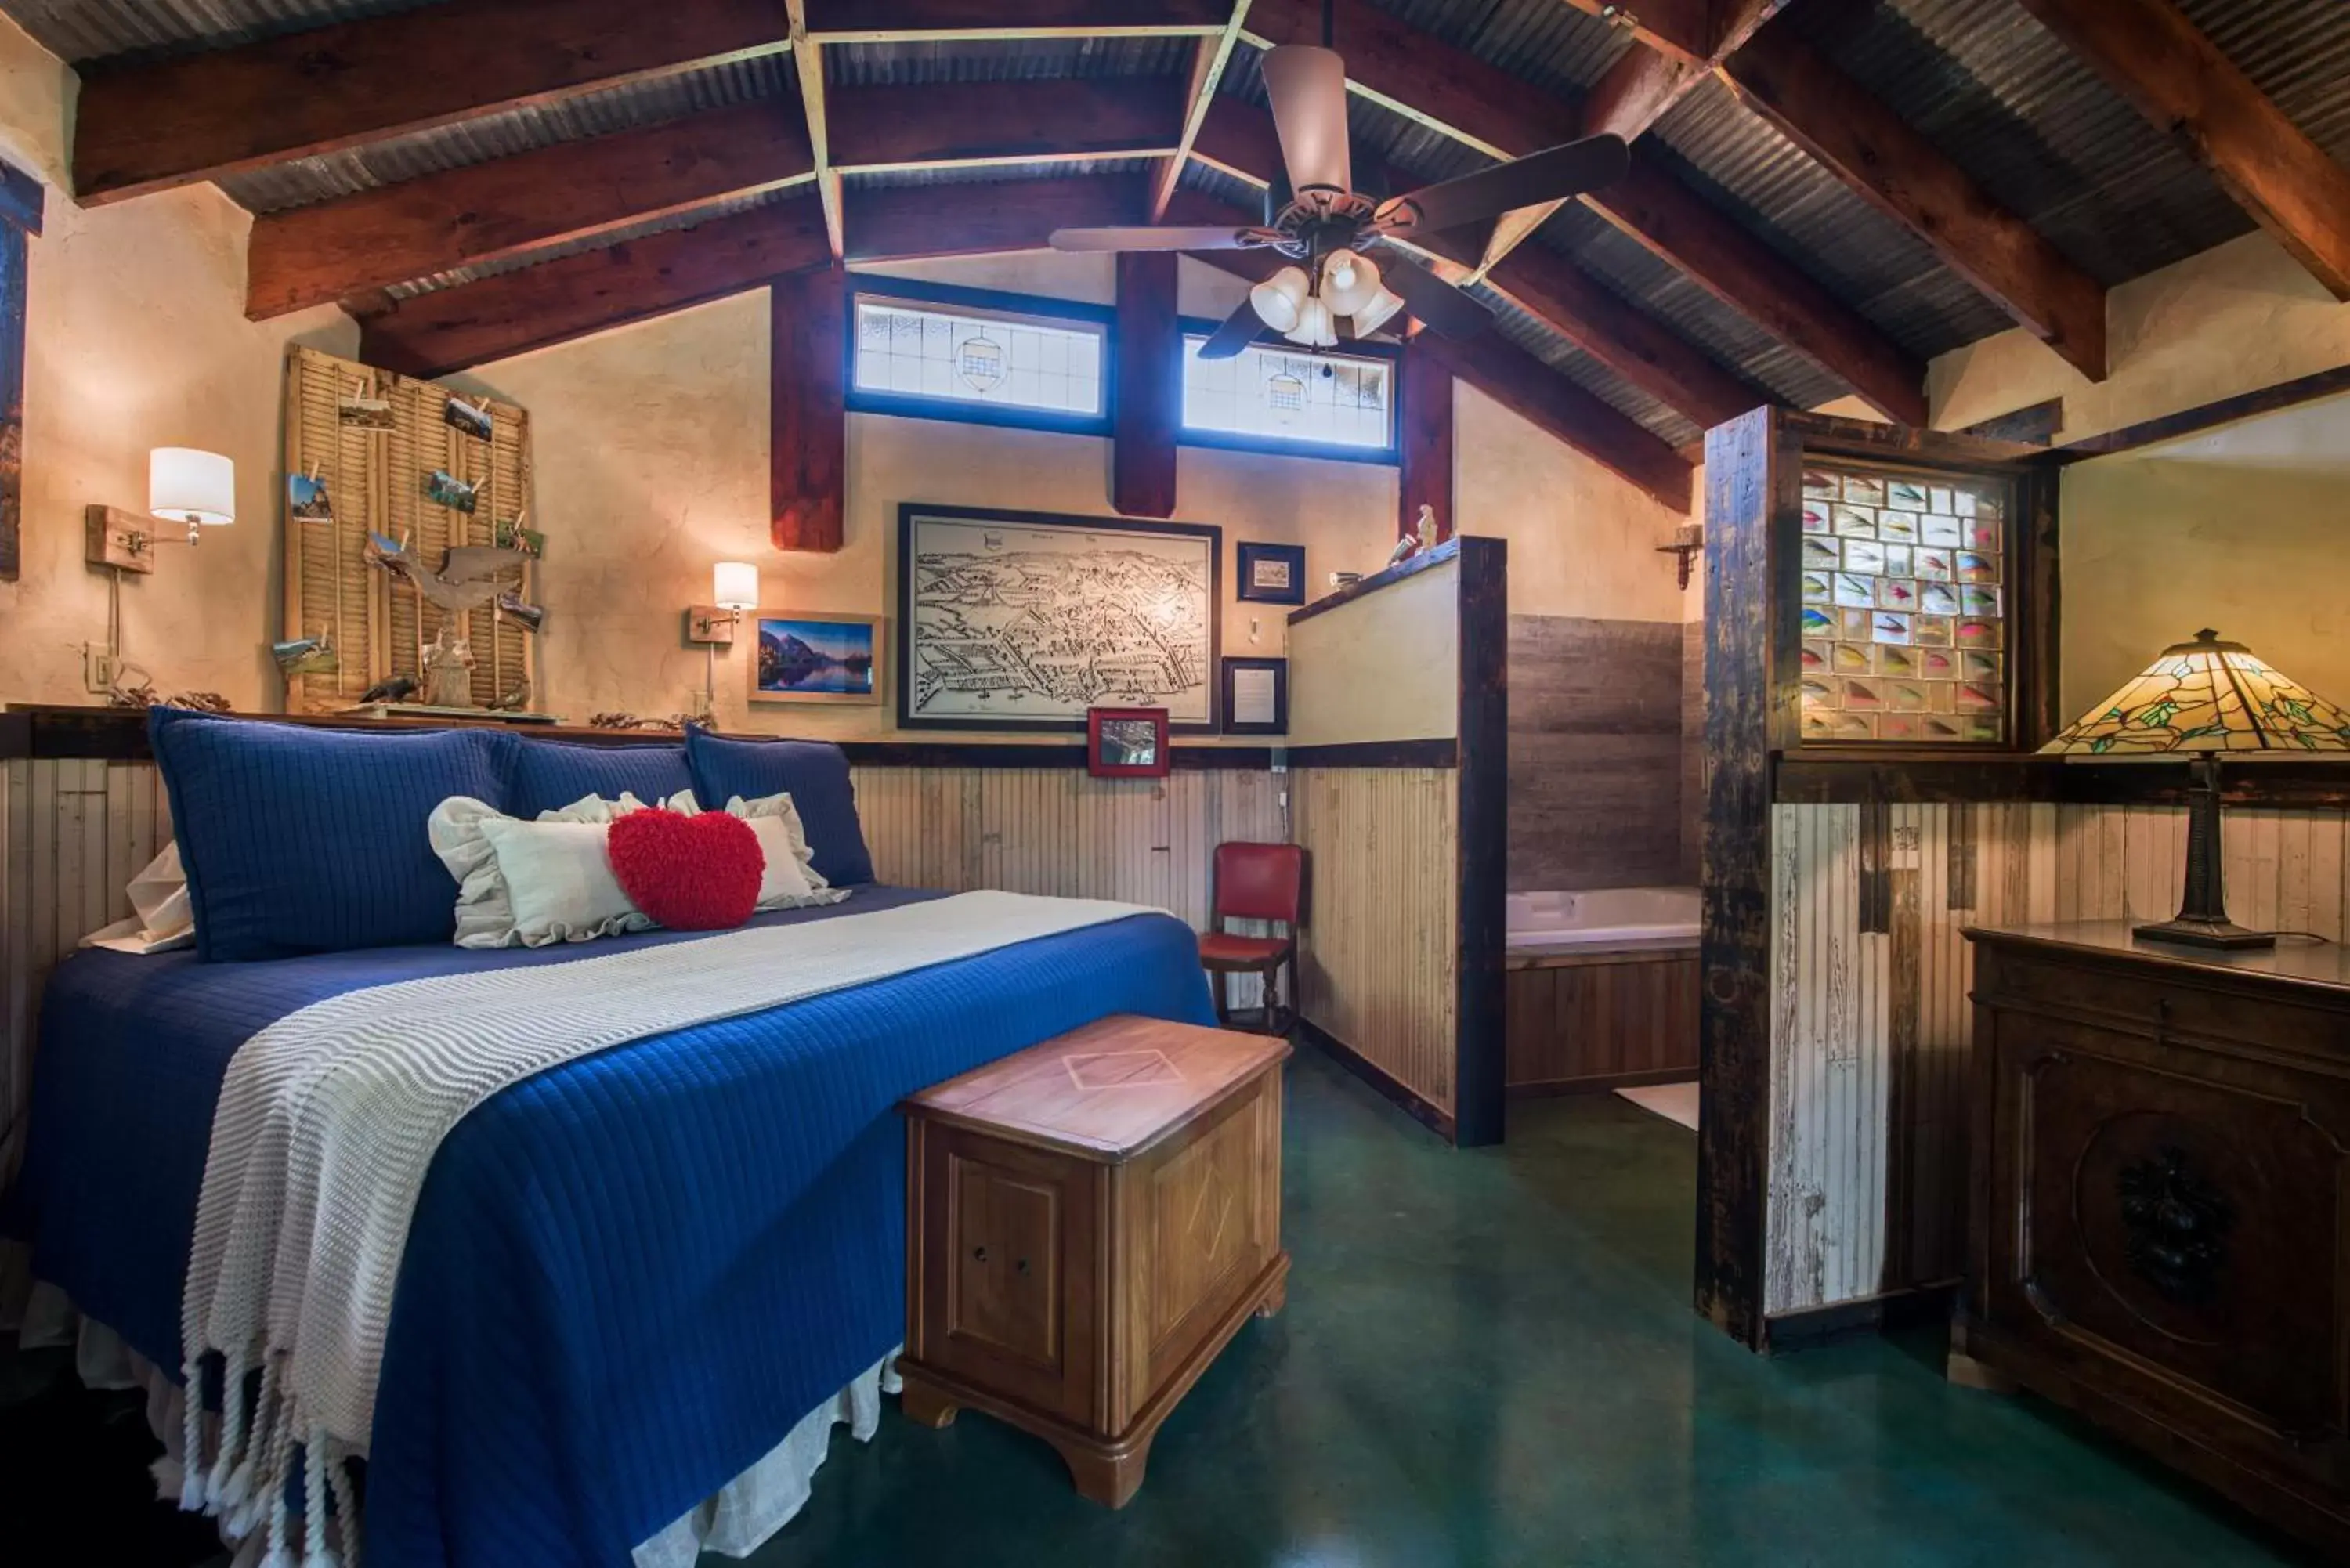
[1796,462,2012,746]
[1182,336,1394,453]
[852,295,1104,418]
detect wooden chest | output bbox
[896,1013,1290,1507]
[1961,923,2350,1556]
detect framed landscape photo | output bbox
[1235,541,1306,605]
[897,502,1220,732]
[749,612,881,705]
[1087,706,1170,777]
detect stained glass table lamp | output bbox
[2041,629,2350,948]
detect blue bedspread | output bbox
[7,889,1217,1568]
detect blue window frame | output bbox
[844,274,1114,436]
[1178,320,1400,465]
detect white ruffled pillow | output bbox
[428,789,845,948]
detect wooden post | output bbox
[772,266,846,554]
[1397,338,1454,542]
[0,161,42,583]
[1112,252,1179,518]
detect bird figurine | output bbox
[360,674,418,705]
[366,531,533,616]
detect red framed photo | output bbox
[1086,706,1170,778]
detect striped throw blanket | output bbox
[175,891,1154,1565]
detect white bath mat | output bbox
[1614,1081,1699,1132]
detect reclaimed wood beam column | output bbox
[248,103,814,320]
[1151,2,1253,220]
[1397,337,1453,542]
[1719,22,2107,379]
[0,161,38,583]
[2014,0,2350,302]
[71,0,789,204]
[772,268,848,554]
[1113,254,1180,518]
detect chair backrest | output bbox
[1213,841,1305,926]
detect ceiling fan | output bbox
[1048,9,1629,360]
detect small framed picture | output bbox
[750,612,881,705]
[1235,541,1307,605]
[425,468,479,513]
[1220,657,1288,735]
[1087,706,1170,777]
[287,471,334,522]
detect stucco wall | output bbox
[0,13,357,710]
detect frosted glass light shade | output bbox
[150,448,234,526]
[1249,266,1309,333]
[712,561,761,612]
[1287,295,1339,349]
[1321,249,1382,316]
[1351,287,1407,337]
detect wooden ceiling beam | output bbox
[356,198,832,379]
[246,102,813,320]
[1152,2,1253,220]
[830,78,1185,172]
[1580,0,1791,145]
[71,0,790,204]
[785,0,844,259]
[1181,209,1692,513]
[1184,101,1766,428]
[801,0,1229,41]
[2014,0,2350,302]
[1239,0,1922,423]
[1719,21,2107,379]
[845,175,1151,263]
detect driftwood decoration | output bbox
[280,346,534,713]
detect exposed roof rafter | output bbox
[1152,0,1254,221]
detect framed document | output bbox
[1220,657,1288,735]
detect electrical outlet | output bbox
[84,645,118,693]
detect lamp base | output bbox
[2131,915,2276,951]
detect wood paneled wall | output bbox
[1,759,173,1181]
[1289,767,1460,1122]
[1507,614,1684,893]
[1763,799,2350,1318]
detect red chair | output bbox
[1198,842,1306,1035]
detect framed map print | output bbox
[898,503,1221,732]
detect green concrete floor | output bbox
[746,1048,2312,1568]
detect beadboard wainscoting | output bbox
[0,758,175,1180]
[1291,765,1461,1128]
[1763,799,2350,1320]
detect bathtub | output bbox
[1506,885,1701,954]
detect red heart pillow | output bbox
[606,808,763,931]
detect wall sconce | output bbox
[1657,522,1702,590]
[87,448,237,570]
[685,561,761,716]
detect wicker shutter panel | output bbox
[280,347,535,714]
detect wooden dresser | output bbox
[1961,923,2350,1555]
[896,1014,1290,1507]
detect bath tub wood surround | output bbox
[1506,887,1701,1095]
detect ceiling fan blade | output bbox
[1378,251,1494,342]
[1049,225,1267,253]
[1260,44,1352,195]
[1197,296,1268,361]
[1377,135,1629,235]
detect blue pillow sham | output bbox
[684,730,874,886]
[150,709,513,961]
[508,739,692,818]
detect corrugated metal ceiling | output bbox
[841,157,1156,192]
[3,0,432,63]
[1473,281,1702,447]
[825,34,1191,85]
[385,184,817,301]
[1362,0,1631,99]
[220,52,797,213]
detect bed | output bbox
[4,720,1220,1568]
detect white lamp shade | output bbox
[150,448,234,527]
[1249,266,1310,334]
[1321,249,1383,316]
[712,561,761,611]
[1351,287,1408,338]
[1287,295,1339,349]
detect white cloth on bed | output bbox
[81,841,196,955]
[177,889,1157,1559]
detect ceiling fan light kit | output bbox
[1047,23,1631,363]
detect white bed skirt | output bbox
[4,1245,894,1566]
